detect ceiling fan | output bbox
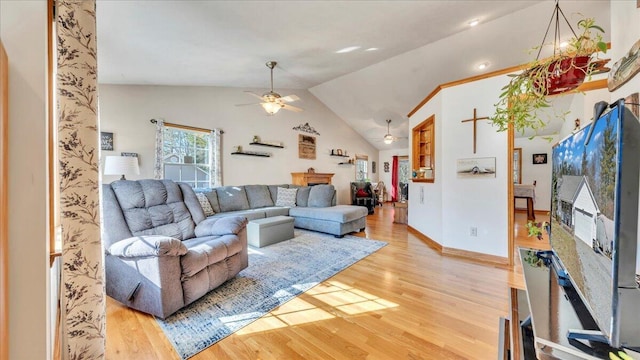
[380,119,407,144]
[237,61,303,115]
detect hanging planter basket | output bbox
[490,2,609,136]
[533,55,591,96]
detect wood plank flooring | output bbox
[106,204,544,359]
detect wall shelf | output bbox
[250,142,283,148]
[338,162,354,165]
[231,151,271,157]
[330,154,349,158]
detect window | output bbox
[355,154,368,181]
[513,147,522,184]
[411,115,435,182]
[163,126,211,189]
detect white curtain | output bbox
[153,119,165,179]
[210,128,222,187]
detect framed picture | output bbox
[120,152,138,157]
[384,162,390,172]
[101,132,114,151]
[372,161,376,174]
[533,153,547,164]
[298,134,316,160]
[456,157,496,178]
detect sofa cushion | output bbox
[111,179,196,240]
[196,193,215,216]
[204,190,221,213]
[296,186,312,207]
[245,185,275,208]
[356,188,369,197]
[268,184,288,203]
[181,234,244,277]
[308,184,335,207]
[216,186,250,212]
[289,205,367,223]
[209,209,266,221]
[275,187,297,207]
[194,216,248,237]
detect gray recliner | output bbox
[101,179,248,319]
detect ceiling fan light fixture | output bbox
[261,101,282,115]
[383,134,394,144]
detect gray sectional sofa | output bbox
[102,179,249,318]
[198,184,368,237]
[101,180,368,318]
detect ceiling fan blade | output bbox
[282,104,304,112]
[244,91,265,100]
[280,94,300,103]
[235,102,262,107]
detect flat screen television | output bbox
[550,98,640,348]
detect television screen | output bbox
[550,100,640,347]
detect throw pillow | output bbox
[356,188,369,198]
[308,184,335,207]
[275,187,297,207]
[196,192,215,216]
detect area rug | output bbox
[156,229,387,359]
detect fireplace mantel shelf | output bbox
[291,172,334,186]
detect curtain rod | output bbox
[150,119,224,134]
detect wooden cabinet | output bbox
[412,115,435,182]
[291,172,334,186]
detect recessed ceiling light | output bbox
[336,46,361,54]
[365,47,379,52]
[468,19,480,27]
[477,62,489,70]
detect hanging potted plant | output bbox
[491,13,608,135]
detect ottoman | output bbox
[247,215,295,248]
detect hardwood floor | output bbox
[106,204,541,359]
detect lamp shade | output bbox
[261,102,282,115]
[104,156,140,180]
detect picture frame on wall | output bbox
[456,157,496,178]
[533,153,547,164]
[101,132,114,151]
[298,134,316,160]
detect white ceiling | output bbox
[96,0,611,150]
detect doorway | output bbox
[507,82,610,266]
[397,156,409,201]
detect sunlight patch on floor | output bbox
[236,280,398,335]
[236,297,334,335]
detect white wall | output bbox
[408,93,443,244]
[0,1,51,359]
[440,76,509,258]
[98,84,379,204]
[409,76,510,258]
[514,135,557,212]
[608,1,640,274]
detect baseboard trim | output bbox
[408,225,509,267]
[408,225,442,252]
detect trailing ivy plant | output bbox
[491,17,607,136]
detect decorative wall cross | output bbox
[461,108,490,154]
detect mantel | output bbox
[291,172,334,186]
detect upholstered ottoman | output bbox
[289,205,367,238]
[247,215,295,247]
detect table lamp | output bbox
[104,155,140,180]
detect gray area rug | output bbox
[156,229,387,359]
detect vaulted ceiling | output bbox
[97,0,611,149]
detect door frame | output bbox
[507,79,608,266]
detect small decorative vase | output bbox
[253,135,260,143]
